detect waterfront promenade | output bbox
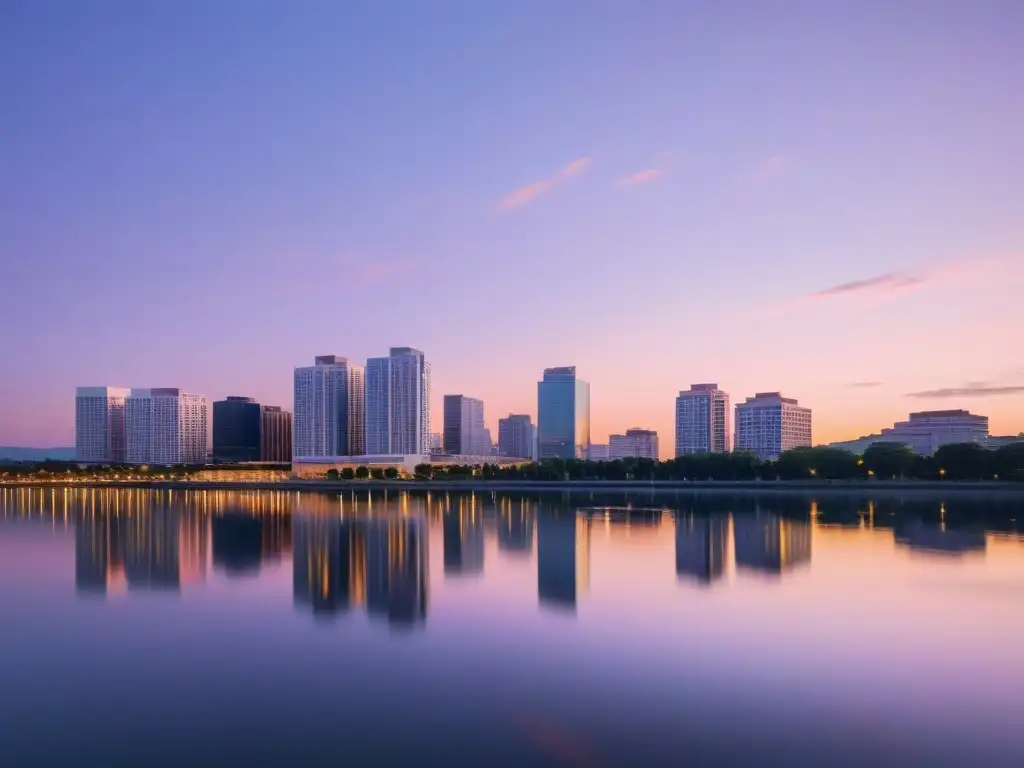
[3,477,1024,497]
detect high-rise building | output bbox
[827,410,989,455]
[125,388,208,465]
[587,444,609,461]
[609,428,660,460]
[293,355,364,457]
[537,366,590,459]
[443,395,487,455]
[75,386,130,462]
[498,414,535,460]
[212,397,260,461]
[260,405,292,462]
[675,384,731,456]
[734,392,812,460]
[365,347,431,455]
[213,397,292,462]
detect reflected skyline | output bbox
[2,487,1023,617]
[3,486,1024,765]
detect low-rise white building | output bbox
[292,454,527,477]
[828,410,989,455]
[608,428,659,460]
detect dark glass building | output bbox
[212,397,292,462]
[537,366,590,459]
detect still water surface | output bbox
[1,487,1023,766]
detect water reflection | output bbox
[537,512,590,611]
[293,515,427,627]
[3,486,1024,765]
[675,515,728,584]
[734,515,812,575]
[3,487,1023,614]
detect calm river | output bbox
[1,487,1022,766]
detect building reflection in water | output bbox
[123,509,181,591]
[212,511,291,577]
[75,514,126,595]
[537,509,590,611]
[895,518,987,557]
[497,498,535,555]
[733,515,812,575]
[443,496,485,577]
[293,515,427,628]
[675,515,728,584]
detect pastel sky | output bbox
[2,1,1022,453]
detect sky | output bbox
[1,0,1022,453]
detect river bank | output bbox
[3,478,1024,497]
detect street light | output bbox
[939,468,946,479]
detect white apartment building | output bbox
[365,347,431,455]
[828,410,989,455]
[293,355,365,457]
[609,428,660,460]
[675,383,731,455]
[587,444,609,461]
[734,392,812,461]
[125,388,208,464]
[75,386,130,462]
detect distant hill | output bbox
[0,447,75,462]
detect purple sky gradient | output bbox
[2,1,1022,451]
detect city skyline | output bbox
[3,3,1024,451]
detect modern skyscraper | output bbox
[365,347,431,455]
[675,384,731,456]
[260,405,292,462]
[293,355,364,457]
[212,396,260,461]
[443,395,487,455]
[537,366,590,459]
[75,386,130,462]
[498,414,535,459]
[125,388,208,465]
[734,392,812,460]
[609,428,660,460]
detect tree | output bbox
[341,467,356,480]
[992,442,1024,481]
[383,467,399,480]
[413,464,432,480]
[325,469,339,480]
[354,465,369,479]
[862,442,916,480]
[933,443,993,480]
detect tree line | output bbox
[411,442,1024,482]
[2,442,1021,483]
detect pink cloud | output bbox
[750,155,789,184]
[496,156,593,211]
[620,168,663,187]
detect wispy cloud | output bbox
[849,381,882,389]
[620,168,663,188]
[496,156,593,211]
[907,384,1024,399]
[812,272,926,300]
[750,155,789,184]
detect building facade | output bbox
[443,395,488,456]
[734,392,812,461]
[586,444,609,461]
[260,405,292,462]
[537,366,590,459]
[75,386,130,463]
[365,347,431,455]
[828,410,990,455]
[675,383,731,456]
[293,355,364,457]
[126,388,208,465]
[212,397,260,461]
[609,428,660,460]
[498,414,535,459]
